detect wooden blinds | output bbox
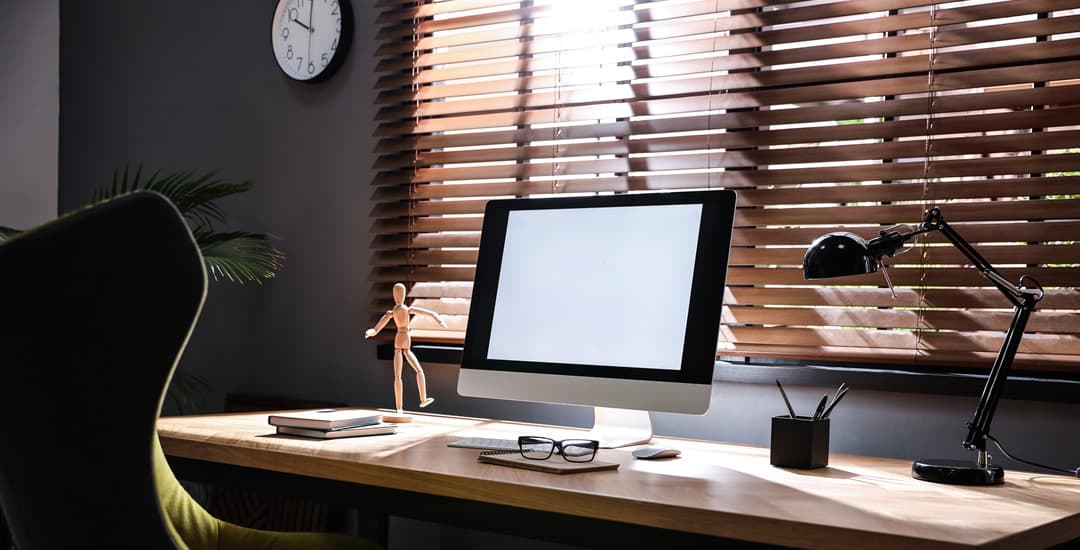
[371,0,1080,373]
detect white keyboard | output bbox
[447,437,519,451]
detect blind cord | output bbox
[985,433,1080,478]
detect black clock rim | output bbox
[274,0,354,83]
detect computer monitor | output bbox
[458,190,736,447]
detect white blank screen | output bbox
[487,203,702,370]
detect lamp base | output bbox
[911,458,1004,485]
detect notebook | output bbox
[267,409,382,430]
[275,423,397,439]
[477,450,619,474]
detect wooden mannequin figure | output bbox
[364,283,447,423]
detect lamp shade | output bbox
[803,232,878,279]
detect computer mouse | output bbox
[631,446,681,459]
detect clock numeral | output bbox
[287,45,294,60]
[296,57,303,72]
[321,53,329,67]
[281,27,289,40]
[331,1,339,15]
[288,8,298,21]
[308,61,316,74]
[331,37,338,51]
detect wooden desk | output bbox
[158,411,1080,550]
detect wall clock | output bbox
[271,0,352,82]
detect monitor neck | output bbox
[590,407,653,448]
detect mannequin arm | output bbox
[409,306,448,328]
[365,312,393,338]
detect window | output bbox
[372,0,1080,376]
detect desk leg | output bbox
[349,508,389,547]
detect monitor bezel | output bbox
[461,190,736,386]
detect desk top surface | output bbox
[158,410,1080,550]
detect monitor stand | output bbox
[589,407,652,448]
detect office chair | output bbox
[0,192,377,549]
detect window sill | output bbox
[377,343,1080,404]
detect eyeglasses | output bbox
[517,436,599,463]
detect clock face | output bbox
[271,0,351,81]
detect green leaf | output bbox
[166,371,211,415]
[94,163,253,231]
[87,163,285,286]
[196,231,285,284]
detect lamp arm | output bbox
[962,299,1037,455]
[921,208,1043,308]
[917,209,1045,456]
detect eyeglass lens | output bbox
[518,436,598,462]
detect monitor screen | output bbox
[459,190,736,417]
[488,203,701,370]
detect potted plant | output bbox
[2,164,284,412]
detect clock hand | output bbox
[292,18,311,31]
[305,0,314,69]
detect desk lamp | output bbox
[803,207,1044,485]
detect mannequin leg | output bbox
[404,350,434,408]
[393,350,404,414]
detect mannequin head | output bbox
[393,283,406,305]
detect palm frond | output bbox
[94,163,253,230]
[196,231,285,284]
[166,371,211,415]
[0,226,20,241]
[82,165,284,424]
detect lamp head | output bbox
[803,230,910,280]
[803,232,878,279]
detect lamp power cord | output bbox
[985,433,1080,478]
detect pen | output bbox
[830,382,847,409]
[821,386,849,419]
[775,379,797,418]
[812,394,829,420]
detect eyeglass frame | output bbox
[517,436,600,463]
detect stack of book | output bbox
[268,409,396,439]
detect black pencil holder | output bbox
[770,415,830,469]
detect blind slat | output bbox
[726,326,1080,355]
[377,16,1079,100]
[372,152,1080,190]
[376,84,1079,151]
[376,61,1080,136]
[371,220,1080,250]
[378,107,1080,170]
[378,0,1073,76]
[376,0,936,54]
[380,176,1080,205]
[723,307,1080,334]
[374,244,1080,270]
[377,39,1080,121]
[376,130,1080,184]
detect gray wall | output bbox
[55,2,1080,546]
[1,0,58,229]
[59,0,388,415]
